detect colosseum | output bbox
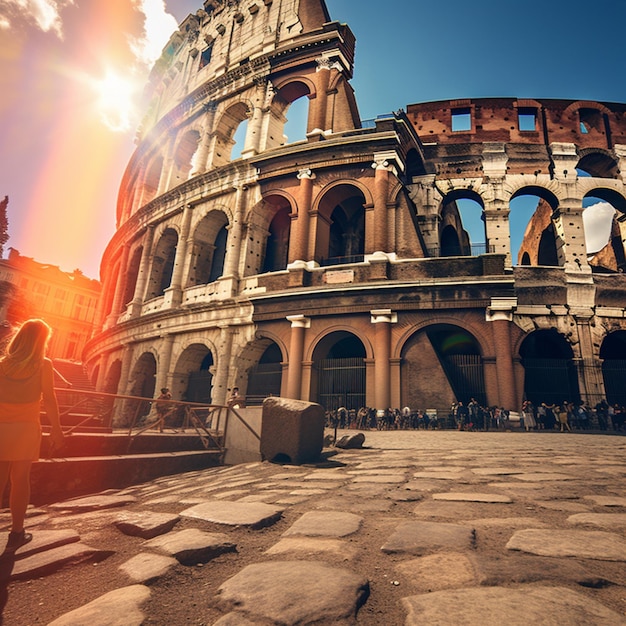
[84,0,626,422]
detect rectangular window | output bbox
[451,108,472,132]
[199,46,213,70]
[518,108,537,131]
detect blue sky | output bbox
[1,0,624,277]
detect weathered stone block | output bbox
[260,397,325,464]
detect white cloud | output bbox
[583,201,616,254]
[0,0,74,38]
[129,0,179,68]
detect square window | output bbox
[451,108,471,132]
[518,109,536,131]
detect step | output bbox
[30,450,224,505]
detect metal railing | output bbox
[46,388,259,455]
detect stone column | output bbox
[191,103,217,175]
[213,325,234,405]
[309,58,333,135]
[288,168,315,264]
[165,203,194,306]
[286,315,310,399]
[156,334,175,395]
[573,313,604,405]
[371,309,397,410]
[369,156,396,254]
[129,225,156,316]
[223,186,246,280]
[106,244,131,324]
[486,297,518,410]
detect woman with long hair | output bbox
[0,319,64,550]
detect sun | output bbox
[91,69,139,132]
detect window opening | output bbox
[518,108,536,131]
[451,108,471,132]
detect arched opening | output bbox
[283,95,309,144]
[121,246,142,310]
[316,185,366,265]
[262,201,291,273]
[247,342,283,405]
[128,352,157,421]
[312,332,366,411]
[583,188,626,273]
[142,156,163,206]
[231,118,249,160]
[577,151,619,179]
[600,331,626,407]
[513,187,559,266]
[440,225,462,257]
[188,212,229,286]
[520,329,579,405]
[401,324,486,412]
[173,129,200,183]
[269,81,312,150]
[212,102,250,168]
[451,196,484,255]
[174,345,214,404]
[147,229,178,299]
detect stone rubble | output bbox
[0,430,624,625]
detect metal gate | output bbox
[186,371,213,404]
[522,358,579,405]
[602,359,626,406]
[443,354,486,406]
[247,363,282,405]
[317,357,365,411]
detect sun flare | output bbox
[91,69,139,132]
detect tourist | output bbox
[0,319,64,550]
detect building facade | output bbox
[84,0,626,419]
[0,249,101,360]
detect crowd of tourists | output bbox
[325,398,626,432]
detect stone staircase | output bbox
[31,431,224,505]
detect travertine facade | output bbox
[84,0,626,419]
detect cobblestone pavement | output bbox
[1,430,626,625]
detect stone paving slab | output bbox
[381,520,476,555]
[402,586,626,625]
[512,472,575,482]
[47,584,150,626]
[119,552,179,583]
[144,528,236,565]
[567,513,626,528]
[470,467,525,475]
[113,511,180,538]
[215,561,369,625]
[283,511,363,538]
[1,528,79,556]
[10,541,113,580]
[265,537,357,560]
[506,528,626,561]
[48,494,138,512]
[395,552,476,591]
[432,492,513,503]
[584,495,626,507]
[180,500,283,528]
[350,474,406,484]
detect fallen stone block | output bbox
[335,433,365,449]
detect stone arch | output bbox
[438,189,481,256]
[172,343,214,403]
[121,245,143,310]
[142,154,164,206]
[211,101,251,168]
[261,195,292,273]
[187,210,229,286]
[310,330,368,411]
[314,182,370,265]
[577,148,619,179]
[146,227,178,299]
[519,328,579,406]
[400,323,487,412]
[246,339,285,405]
[172,129,201,183]
[514,188,560,266]
[599,330,626,406]
[128,351,158,419]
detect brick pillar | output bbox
[286,315,310,399]
[289,169,315,264]
[486,297,518,410]
[310,58,333,135]
[370,158,391,253]
[371,309,397,410]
